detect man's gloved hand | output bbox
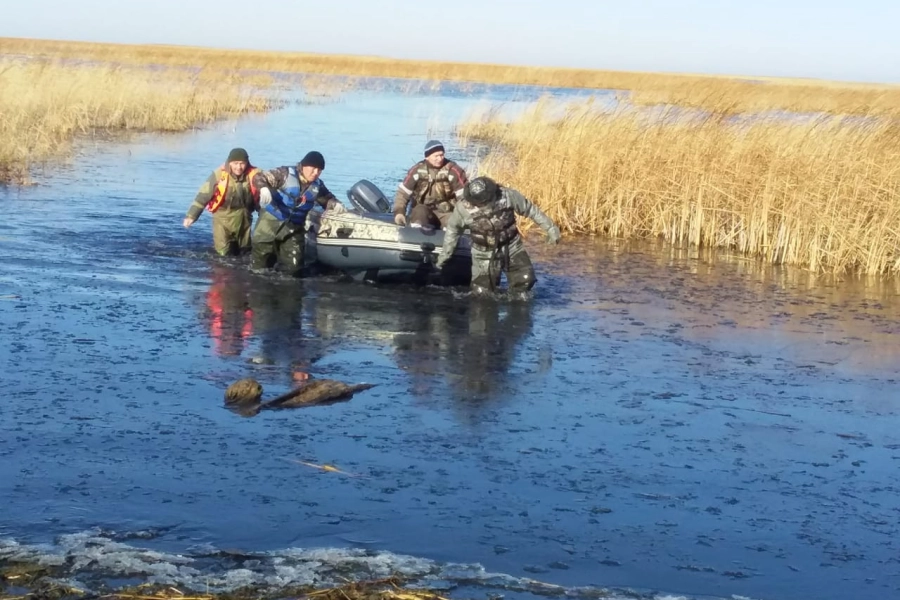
[182,217,196,228]
[259,187,273,207]
[394,213,407,226]
[327,201,347,214]
[546,226,561,245]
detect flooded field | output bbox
[1,81,899,600]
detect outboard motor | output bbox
[347,179,392,214]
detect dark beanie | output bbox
[300,151,326,170]
[226,147,249,163]
[424,140,444,157]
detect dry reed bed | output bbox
[459,99,900,275]
[628,77,900,118]
[0,59,273,183]
[4,37,900,118]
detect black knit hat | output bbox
[226,147,250,163]
[300,151,326,170]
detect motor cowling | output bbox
[346,179,391,213]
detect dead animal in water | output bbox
[224,378,263,404]
[224,377,375,416]
[264,378,376,409]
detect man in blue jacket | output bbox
[250,151,347,276]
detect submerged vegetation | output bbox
[0,58,273,183]
[459,98,900,275]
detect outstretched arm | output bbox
[506,188,561,244]
[252,166,290,193]
[435,207,466,267]
[314,180,342,210]
[252,167,291,211]
[184,171,219,227]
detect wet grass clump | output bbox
[0,561,447,600]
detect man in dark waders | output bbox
[183,147,260,256]
[435,176,561,295]
[250,151,347,276]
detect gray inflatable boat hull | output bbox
[309,211,472,285]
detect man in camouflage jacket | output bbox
[393,140,468,229]
[436,176,561,295]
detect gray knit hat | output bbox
[424,140,445,157]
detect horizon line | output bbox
[3,35,897,89]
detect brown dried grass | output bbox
[0,58,273,183]
[459,98,900,275]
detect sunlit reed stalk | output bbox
[458,98,900,275]
[0,59,273,183]
[4,37,900,118]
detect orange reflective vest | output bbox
[206,166,261,213]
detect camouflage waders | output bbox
[212,208,253,256]
[251,211,305,276]
[470,237,536,294]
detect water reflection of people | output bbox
[307,284,535,408]
[201,264,327,384]
[205,267,254,357]
[202,269,537,418]
[392,299,536,411]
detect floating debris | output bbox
[224,378,264,404]
[265,379,376,409]
[224,377,375,417]
[835,432,868,441]
[284,459,366,478]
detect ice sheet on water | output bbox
[0,529,744,600]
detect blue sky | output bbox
[2,0,897,83]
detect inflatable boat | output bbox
[309,180,472,285]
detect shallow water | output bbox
[1,81,899,600]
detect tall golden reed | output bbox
[0,59,272,183]
[459,98,900,275]
[5,37,900,118]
